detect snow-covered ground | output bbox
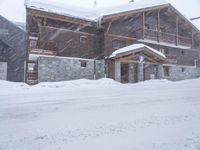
[0,78,200,150]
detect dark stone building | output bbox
[0,15,26,82]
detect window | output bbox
[80,36,88,44]
[159,48,165,54]
[163,66,170,77]
[181,50,185,55]
[160,27,166,32]
[80,60,87,67]
[145,23,150,29]
[112,40,126,49]
[181,68,185,72]
[160,48,169,55]
[164,48,169,55]
[29,39,37,49]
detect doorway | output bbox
[121,63,129,83]
[0,62,7,80]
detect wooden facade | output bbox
[25,2,200,83]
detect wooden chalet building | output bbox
[25,0,200,84]
[0,15,26,82]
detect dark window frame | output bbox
[80,60,87,67]
[163,66,170,77]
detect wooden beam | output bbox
[106,21,112,33]
[116,59,160,65]
[42,26,95,36]
[157,9,160,42]
[142,12,145,40]
[105,33,137,40]
[44,17,47,26]
[176,17,179,46]
[101,4,169,23]
[28,9,95,27]
[191,29,194,47]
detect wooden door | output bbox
[121,63,129,83]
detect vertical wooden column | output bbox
[129,63,135,83]
[115,61,121,82]
[138,63,144,82]
[142,12,145,39]
[44,18,47,26]
[157,10,160,43]
[175,17,179,46]
[191,30,194,47]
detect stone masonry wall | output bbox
[38,56,105,82]
[144,64,200,81]
[164,66,200,81]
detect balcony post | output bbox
[191,29,194,47]
[157,9,160,43]
[115,61,121,82]
[142,12,145,39]
[176,17,179,46]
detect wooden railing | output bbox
[136,29,192,48]
[159,32,176,44]
[143,29,157,41]
[178,36,192,47]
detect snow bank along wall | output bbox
[37,56,105,82]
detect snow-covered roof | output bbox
[25,0,200,33]
[100,0,169,18]
[110,43,166,59]
[25,0,99,22]
[25,0,169,22]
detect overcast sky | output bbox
[0,0,200,24]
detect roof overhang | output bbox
[110,44,166,64]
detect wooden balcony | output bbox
[29,38,58,56]
[137,29,192,48]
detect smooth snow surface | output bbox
[0,78,200,150]
[110,43,166,58]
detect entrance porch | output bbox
[108,44,166,83]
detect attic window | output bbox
[80,60,87,67]
[80,36,88,44]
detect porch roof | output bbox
[109,44,166,62]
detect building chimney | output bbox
[129,0,134,2]
[94,0,97,8]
